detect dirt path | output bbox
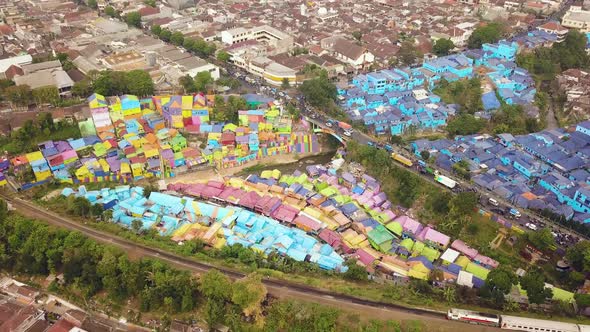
[546,99,558,129]
[166,152,318,184]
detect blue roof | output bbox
[482,91,501,111]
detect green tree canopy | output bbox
[467,22,504,49]
[486,266,517,295]
[446,114,486,136]
[299,71,337,108]
[104,6,116,17]
[398,41,421,66]
[125,12,142,28]
[231,274,267,319]
[433,38,455,56]
[159,29,171,42]
[170,31,185,46]
[32,86,60,106]
[4,85,32,107]
[217,50,230,62]
[343,260,368,281]
[151,24,162,36]
[521,269,553,305]
[87,0,98,9]
[126,70,154,96]
[527,227,556,252]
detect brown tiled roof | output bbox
[333,38,365,61]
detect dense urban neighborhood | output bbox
[4,0,590,331]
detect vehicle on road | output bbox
[325,121,333,127]
[434,171,457,189]
[384,144,393,152]
[338,121,352,131]
[509,208,521,219]
[343,131,352,137]
[367,141,375,147]
[525,223,538,231]
[391,153,413,167]
[488,198,499,206]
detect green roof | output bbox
[400,238,414,251]
[421,246,440,262]
[413,241,425,255]
[385,222,403,236]
[466,262,490,280]
[552,287,574,302]
[367,225,394,252]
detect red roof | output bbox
[46,318,75,332]
[139,6,160,16]
[0,24,13,35]
[4,64,23,80]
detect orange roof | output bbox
[522,192,538,200]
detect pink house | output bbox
[474,254,499,269]
[354,248,376,266]
[451,240,479,259]
[417,227,450,249]
[395,215,423,237]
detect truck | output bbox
[338,121,352,131]
[508,208,521,219]
[434,171,457,189]
[391,153,413,167]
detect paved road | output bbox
[0,193,498,331]
[298,98,586,244]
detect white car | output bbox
[488,198,499,206]
[525,223,538,231]
[343,131,352,137]
[325,122,333,127]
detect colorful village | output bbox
[59,152,575,302]
[0,93,319,186]
[340,35,550,135]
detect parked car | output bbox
[367,141,376,147]
[325,121,333,127]
[343,131,352,137]
[488,198,499,206]
[384,144,393,152]
[525,223,538,231]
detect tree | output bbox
[285,103,300,121]
[446,114,485,136]
[125,70,154,96]
[527,228,556,252]
[72,80,93,98]
[4,85,32,107]
[159,29,171,42]
[449,192,478,217]
[179,75,196,93]
[104,6,116,17]
[125,12,142,28]
[467,22,504,49]
[194,71,213,92]
[87,0,98,9]
[150,24,162,36]
[32,86,60,106]
[521,269,553,305]
[144,0,156,6]
[352,30,362,41]
[419,150,430,161]
[231,274,267,319]
[170,31,184,46]
[199,269,232,301]
[343,260,368,281]
[299,71,337,108]
[217,50,230,62]
[131,219,143,233]
[486,266,517,295]
[398,41,420,66]
[566,241,590,272]
[433,38,455,56]
[0,199,8,222]
[182,38,195,51]
[281,77,290,89]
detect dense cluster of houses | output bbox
[62,161,512,286]
[4,92,319,187]
[340,31,557,135]
[412,121,590,223]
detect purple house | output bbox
[395,215,423,238]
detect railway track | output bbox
[0,193,459,324]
